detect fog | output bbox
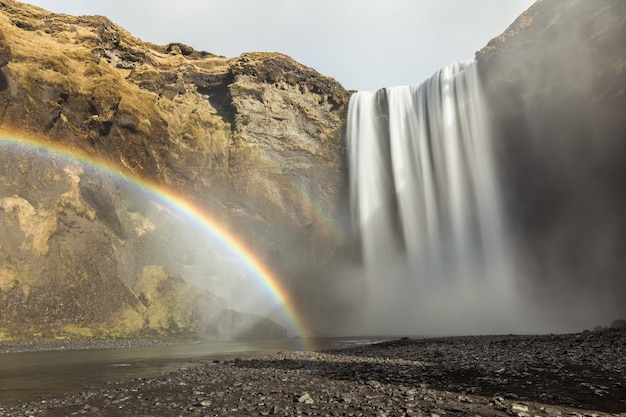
[314,0,626,337]
[3,1,625,339]
[338,62,530,337]
[113,182,292,329]
[482,0,626,333]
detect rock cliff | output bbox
[1,0,624,339]
[477,0,626,320]
[0,0,348,339]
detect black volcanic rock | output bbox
[1,332,624,415]
[611,319,626,329]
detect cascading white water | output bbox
[347,61,517,335]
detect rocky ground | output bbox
[0,338,172,354]
[0,330,624,417]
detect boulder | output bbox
[610,319,626,330]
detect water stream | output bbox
[347,62,518,335]
[0,337,383,404]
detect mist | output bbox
[2,0,624,341]
[113,182,292,330]
[338,61,533,337]
[481,0,626,331]
[308,0,626,337]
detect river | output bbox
[0,337,384,404]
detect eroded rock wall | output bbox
[0,0,348,339]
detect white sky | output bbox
[24,0,535,92]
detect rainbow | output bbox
[0,130,313,348]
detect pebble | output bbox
[297,392,314,404]
[0,338,170,354]
[0,331,624,416]
[511,403,529,413]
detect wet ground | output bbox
[0,337,381,404]
[0,330,624,416]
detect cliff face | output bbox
[477,0,626,319]
[0,1,349,270]
[0,0,348,339]
[2,0,624,339]
[0,146,288,340]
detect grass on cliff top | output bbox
[0,2,231,131]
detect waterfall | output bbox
[346,61,516,335]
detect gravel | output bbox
[0,330,624,417]
[0,339,172,354]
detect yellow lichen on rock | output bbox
[0,195,56,255]
[0,0,349,340]
[0,266,16,292]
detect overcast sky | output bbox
[24,0,535,92]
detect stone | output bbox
[167,42,194,56]
[491,396,505,407]
[297,392,314,404]
[3,331,626,416]
[511,403,529,413]
[610,319,626,329]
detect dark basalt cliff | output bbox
[0,0,349,339]
[477,0,626,318]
